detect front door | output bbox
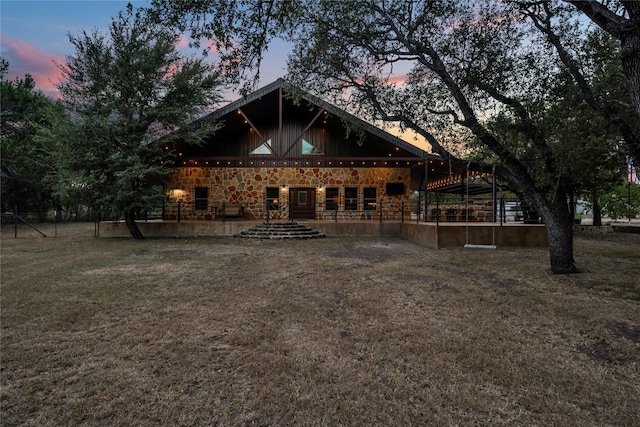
[290,188,316,220]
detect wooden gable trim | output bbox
[237,108,264,140]
[281,108,326,158]
[184,79,431,162]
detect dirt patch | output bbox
[394,273,453,291]
[329,240,411,263]
[577,339,630,365]
[607,321,640,343]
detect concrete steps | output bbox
[234,222,326,240]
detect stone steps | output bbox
[234,222,326,240]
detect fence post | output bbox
[424,190,428,223]
[177,201,181,223]
[14,204,18,238]
[266,201,270,223]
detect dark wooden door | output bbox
[290,188,316,220]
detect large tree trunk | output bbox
[525,188,578,274]
[124,209,145,239]
[539,201,577,274]
[621,1,640,119]
[592,192,602,226]
[619,19,640,166]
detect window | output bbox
[364,187,377,210]
[301,139,324,155]
[345,187,358,210]
[325,188,339,211]
[266,187,280,211]
[250,138,274,155]
[195,187,208,211]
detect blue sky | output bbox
[0,0,290,99]
[1,0,425,148]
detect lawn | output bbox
[1,223,639,426]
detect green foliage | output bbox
[147,0,639,272]
[601,183,640,220]
[0,63,65,216]
[54,5,223,235]
[148,0,300,94]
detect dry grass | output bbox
[1,223,639,426]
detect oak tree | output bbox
[149,0,637,272]
[55,4,222,238]
[1,60,62,218]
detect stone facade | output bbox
[165,166,412,221]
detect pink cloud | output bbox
[176,33,189,48]
[1,35,64,99]
[387,75,408,85]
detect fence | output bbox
[411,193,542,224]
[0,211,100,238]
[96,196,538,224]
[162,199,411,223]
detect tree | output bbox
[148,0,628,273]
[519,0,640,180]
[601,182,640,221]
[55,4,223,238]
[34,102,93,221]
[564,1,640,117]
[539,31,629,226]
[1,60,62,218]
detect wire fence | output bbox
[1,194,542,238]
[0,214,97,238]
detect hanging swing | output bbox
[464,163,497,249]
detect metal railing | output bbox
[161,199,411,223]
[77,196,540,225]
[265,200,409,222]
[412,193,542,224]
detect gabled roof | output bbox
[198,78,429,159]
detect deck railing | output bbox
[413,194,542,224]
[90,195,540,224]
[160,199,411,222]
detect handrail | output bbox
[416,194,541,224]
[132,199,416,223]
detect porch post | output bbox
[492,164,497,223]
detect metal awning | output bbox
[427,182,494,195]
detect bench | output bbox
[218,202,244,219]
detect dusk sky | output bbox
[0,0,290,100]
[1,0,424,148]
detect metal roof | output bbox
[197,79,430,160]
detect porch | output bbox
[97,219,548,249]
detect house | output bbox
[164,79,433,221]
[101,79,547,247]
